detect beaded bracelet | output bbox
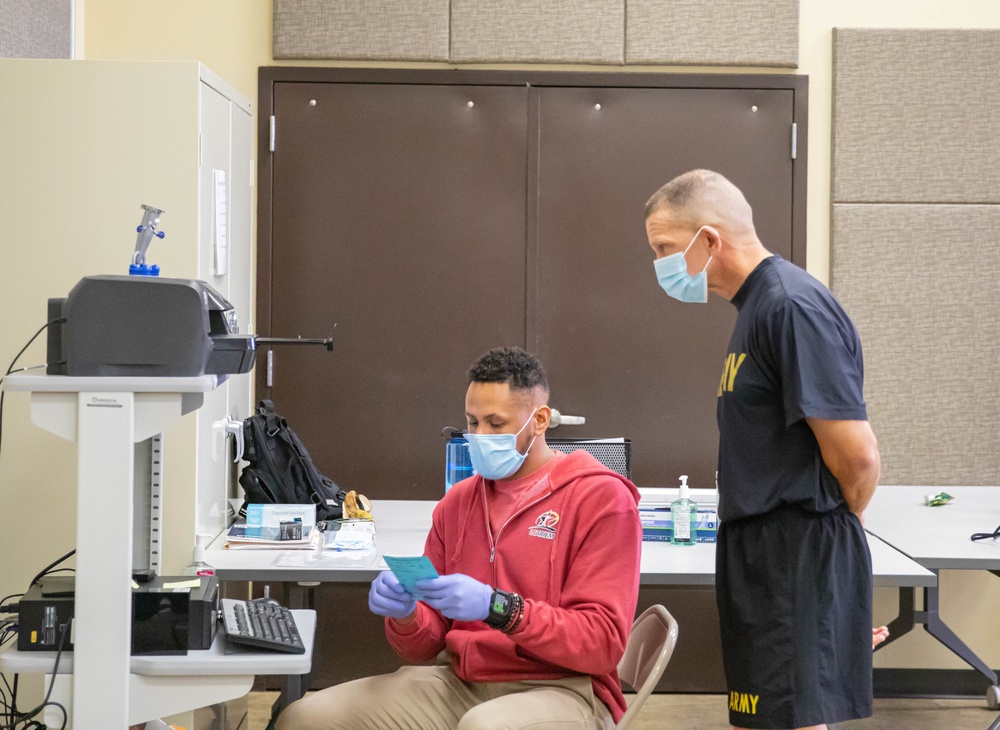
[497,593,519,632]
[501,593,524,634]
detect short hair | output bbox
[468,346,549,393]
[645,173,699,220]
[644,169,756,238]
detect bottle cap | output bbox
[193,545,206,562]
[678,475,690,499]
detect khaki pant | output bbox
[274,662,615,730]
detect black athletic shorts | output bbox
[716,504,873,729]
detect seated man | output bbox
[277,346,642,730]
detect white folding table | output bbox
[207,499,934,588]
[863,485,1000,726]
[205,498,934,716]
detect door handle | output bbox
[549,409,585,427]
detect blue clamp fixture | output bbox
[129,204,166,276]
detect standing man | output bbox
[644,170,880,730]
[277,346,642,730]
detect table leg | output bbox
[271,674,307,719]
[876,587,916,652]
[272,582,319,723]
[922,581,998,687]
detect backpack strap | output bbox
[257,399,281,437]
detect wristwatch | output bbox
[483,588,515,628]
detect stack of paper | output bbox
[224,503,318,550]
[224,522,314,550]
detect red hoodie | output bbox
[385,450,642,723]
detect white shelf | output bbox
[0,609,315,676]
[2,372,223,393]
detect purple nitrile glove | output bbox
[414,573,492,622]
[368,570,417,620]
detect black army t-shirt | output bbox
[716,255,867,522]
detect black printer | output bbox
[47,275,255,377]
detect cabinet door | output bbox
[196,83,237,534]
[534,86,796,489]
[227,97,255,473]
[266,82,529,498]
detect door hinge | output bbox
[267,349,274,387]
[250,159,255,188]
[269,116,276,152]
[790,123,797,160]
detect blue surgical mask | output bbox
[465,409,539,481]
[654,226,712,303]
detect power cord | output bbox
[971,525,1000,542]
[0,617,70,730]
[27,551,76,589]
[0,318,66,462]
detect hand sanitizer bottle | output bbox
[671,475,697,546]
[182,534,216,576]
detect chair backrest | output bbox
[615,604,679,730]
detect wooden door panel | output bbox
[534,87,795,489]
[268,82,529,498]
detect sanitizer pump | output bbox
[671,475,698,546]
[182,534,216,576]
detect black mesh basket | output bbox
[548,439,631,480]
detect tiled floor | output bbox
[248,691,999,729]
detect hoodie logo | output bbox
[528,510,559,540]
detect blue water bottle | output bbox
[444,435,476,493]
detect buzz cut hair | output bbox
[468,346,549,393]
[643,169,756,238]
[643,169,720,221]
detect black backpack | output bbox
[238,400,347,522]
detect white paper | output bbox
[322,520,376,551]
[213,168,228,276]
[272,549,378,569]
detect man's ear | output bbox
[702,225,723,254]
[533,405,552,434]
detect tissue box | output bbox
[640,507,718,542]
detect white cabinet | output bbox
[0,59,254,578]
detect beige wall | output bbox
[1,0,996,675]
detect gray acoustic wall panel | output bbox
[273,0,449,61]
[830,204,1000,486]
[626,0,798,67]
[450,0,624,64]
[833,29,1000,204]
[0,0,72,59]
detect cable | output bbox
[0,616,71,730]
[0,318,64,462]
[28,550,76,588]
[0,550,79,730]
[971,525,1000,542]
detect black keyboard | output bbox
[220,598,305,654]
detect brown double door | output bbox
[259,69,804,501]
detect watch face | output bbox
[492,593,511,614]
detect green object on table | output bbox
[923,492,954,506]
